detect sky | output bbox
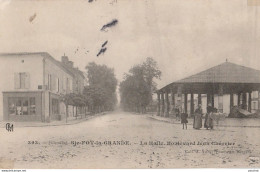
[0,0,260,90]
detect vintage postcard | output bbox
[0,0,260,170]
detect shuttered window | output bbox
[69,79,72,91]
[66,78,69,92]
[14,73,20,89]
[52,75,56,91]
[25,73,30,89]
[63,76,66,92]
[57,78,59,93]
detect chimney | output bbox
[61,54,69,64]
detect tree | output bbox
[61,93,76,123]
[83,85,106,113]
[83,62,118,113]
[142,57,161,95]
[119,57,161,113]
[72,94,86,119]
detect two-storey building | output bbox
[0,52,85,122]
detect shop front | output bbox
[3,91,43,122]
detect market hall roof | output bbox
[158,61,260,93]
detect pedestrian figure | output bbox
[204,105,215,130]
[193,104,203,129]
[181,112,188,130]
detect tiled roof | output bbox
[175,62,260,83]
[60,63,85,79]
[159,61,260,91]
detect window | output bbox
[22,99,29,115]
[8,97,36,115]
[57,78,59,93]
[30,97,36,115]
[52,99,59,115]
[65,78,72,92]
[14,73,30,89]
[66,78,69,91]
[16,98,22,115]
[69,79,72,91]
[63,76,66,92]
[8,98,16,115]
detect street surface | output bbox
[0,110,259,168]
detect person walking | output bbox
[181,112,188,130]
[204,104,214,130]
[193,104,203,129]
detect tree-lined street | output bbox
[0,111,259,168]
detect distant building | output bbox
[0,52,86,122]
[60,55,85,94]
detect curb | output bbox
[1,112,108,128]
[147,115,260,128]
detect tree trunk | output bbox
[66,105,68,123]
[76,106,78,119]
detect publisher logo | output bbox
[6,123,13,132]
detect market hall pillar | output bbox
[161,92,165,117]
[248,91,252,112]
[230,93,234,114]
[237,92,241,107]
[157,92,160,116]
[177,85,183,111]
[184,93,188,114]
[190,93,194,116]
[218,84,224,113]
[165,91,170,117]
[211,94,215,108]
[171,89,175,113]
[242,92,247,110]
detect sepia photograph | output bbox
[0,0,260,170]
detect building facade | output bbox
[0,52,85,122]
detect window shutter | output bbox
[60,77,63,92]
[66,78,68,92]
[25,73,30,89]
[63,76,66,92]
[57,78,59,93]
[14,73,20,89]
[70,79,72,92]
[52,75,56,91]
[48,74,51,90]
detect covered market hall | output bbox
[156,61,260,117]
